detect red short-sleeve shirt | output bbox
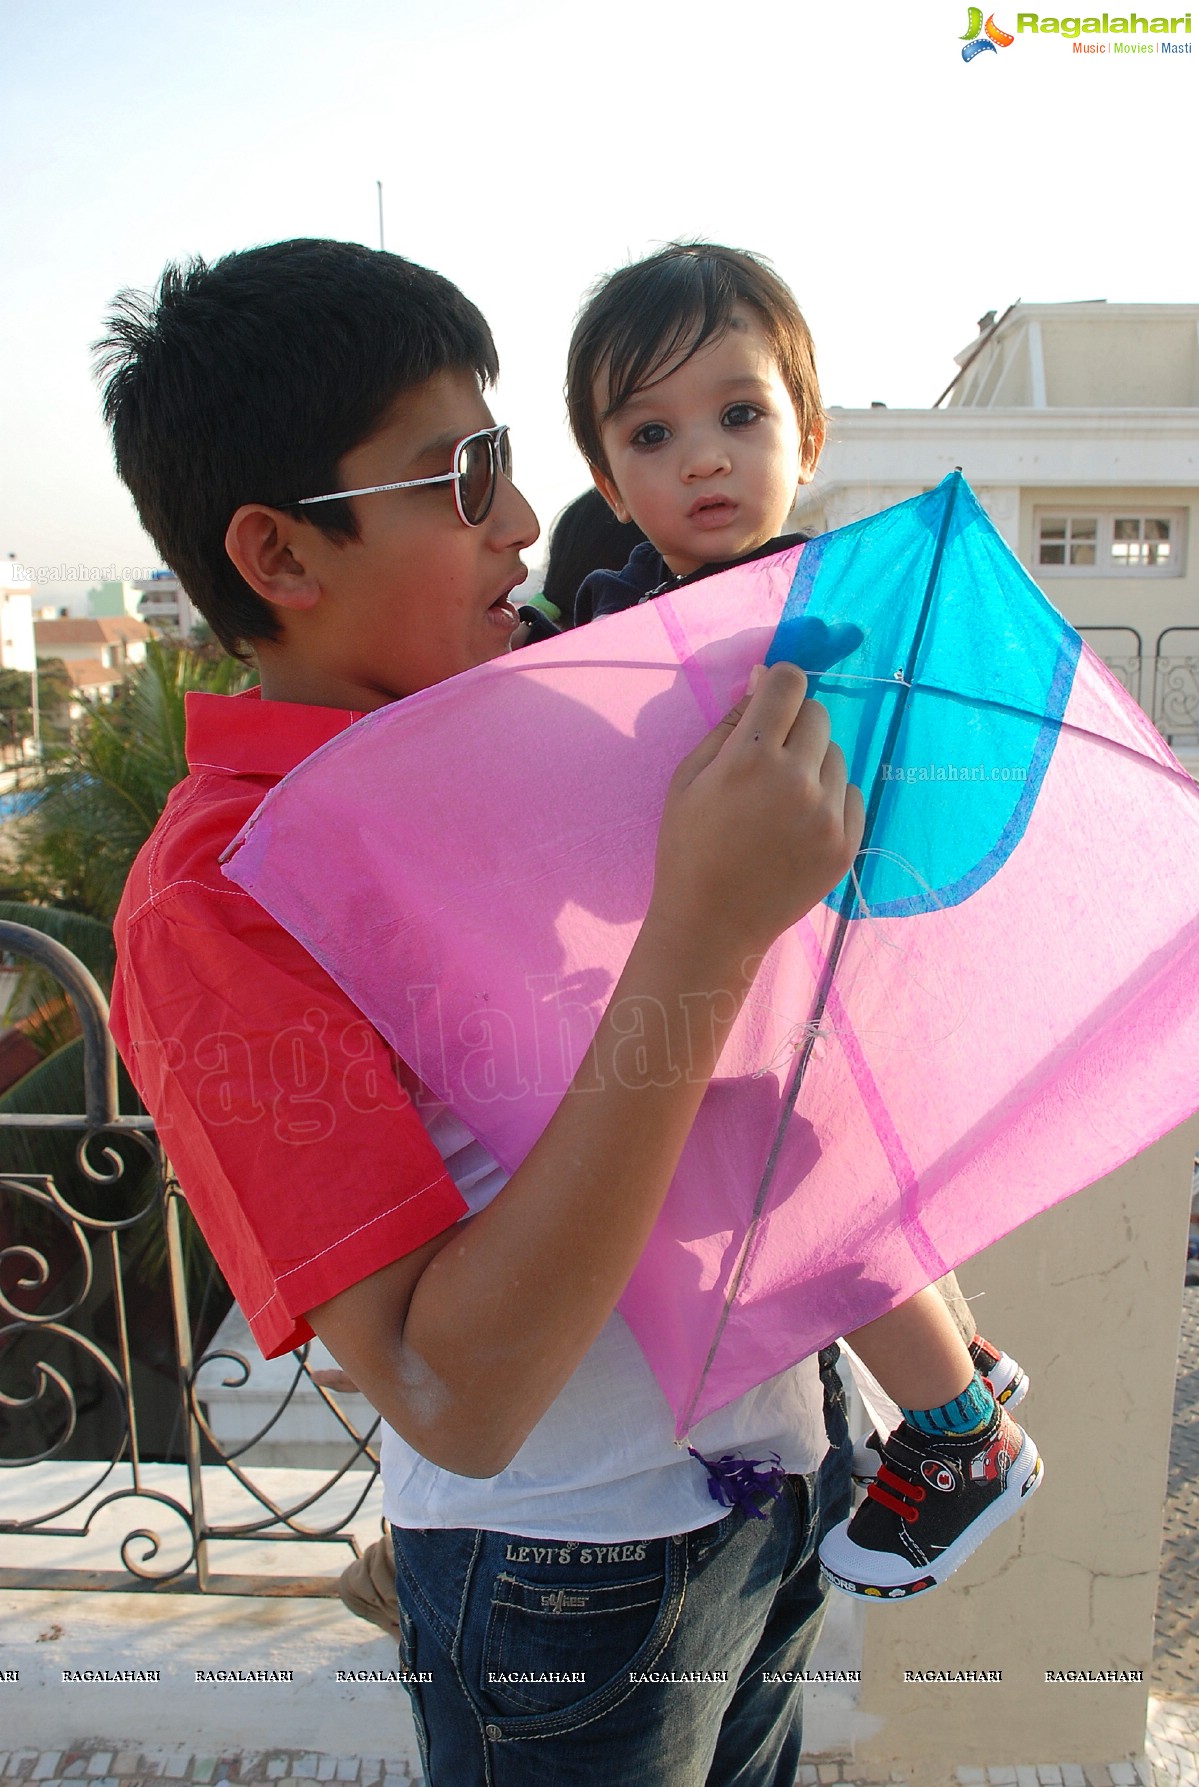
[110,688,467,1356]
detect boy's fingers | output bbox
[670,669,768,785]
[778,687,831,762]
[844,780,866,854]
[817,739,867,855]
[672,701,749,785]
[310,1367,361,1393]
[740,661,810,750]
[689,662,811,771]
[674,663,822,790]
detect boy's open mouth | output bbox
[487,571,527,624]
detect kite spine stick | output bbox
[678,474,963,1436]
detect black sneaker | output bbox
[851,1429,886,1483]
[968,1334,1028,1409]
[851,1335,1028,1484]
[819,1408,1043,1600]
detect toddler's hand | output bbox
[650,662,864,961]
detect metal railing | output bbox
[1076,626,1199,753]
[1077,626,1144,705]
[0,919,379,1595]
[1153,628,1199,746]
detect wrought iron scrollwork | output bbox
[0,919,379,1595]
[1153,629,1199,741]
[1078,626,1144,705]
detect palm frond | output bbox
[8,640,255,921]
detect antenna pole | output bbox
[377,181,385,250]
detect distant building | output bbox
[132,571,201,638]
[34,614,151,712]
[0,561,35,673]
[794,300,1199,755]
[87,579,144,621]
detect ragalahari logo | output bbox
[961,7,1016,55]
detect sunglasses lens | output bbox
[457,433,495,525]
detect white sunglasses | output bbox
[289,425,512,527]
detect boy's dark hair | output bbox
[95,238,499,659]
[566,243,823,476]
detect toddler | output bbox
[566,242,1044,1601]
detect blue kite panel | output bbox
[767,474,1080,917]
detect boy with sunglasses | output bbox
[100,237,863,1785]
[565,242,1042,1603]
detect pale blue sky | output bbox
[2,0,1194,596]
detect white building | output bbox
[0,560,36,673]
[795,301,1199,750]
[132,571,202,637]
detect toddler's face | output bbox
[592,305,819,579]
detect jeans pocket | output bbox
[480,1557,670,1717]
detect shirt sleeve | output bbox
[111,875,468,1357]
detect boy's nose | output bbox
[492,473,541,550]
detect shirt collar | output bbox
[184,686,366,780]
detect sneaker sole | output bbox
[820,1431,1044,1602]
[983,1356,1029,1409]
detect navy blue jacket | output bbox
[574,532,812,629]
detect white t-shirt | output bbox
[380,1103,827,1542]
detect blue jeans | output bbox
[390,1349,852,1786]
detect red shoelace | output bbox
[866,1462,925,1523]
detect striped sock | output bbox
[902,1372,996,1438]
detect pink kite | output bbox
[224,476,1199,1435]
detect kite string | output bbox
[802,669,912,691]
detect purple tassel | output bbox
[688,1447,786,1519]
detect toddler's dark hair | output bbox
[95,238,498,659]
[566,242,822,476]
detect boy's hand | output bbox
[650,662,864,960]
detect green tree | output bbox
[14,639,254,919]
[0,660,72,761]
[0,667,32,754]
[35,657,75,749]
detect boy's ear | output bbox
[589,463,632,525]
[224,505,323,612]
[797,419,826,485]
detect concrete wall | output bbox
[852,1118,1197,1775]
[947,310,1199,412]
[1040,319,1199,410]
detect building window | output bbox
[1111,516,1171,569]
[1035,511,1183,577]
[1038,516,1096,567]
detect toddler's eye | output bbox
[630,422,669,449]
[723,403,763,428]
